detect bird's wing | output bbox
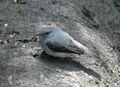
[46,39,84,54]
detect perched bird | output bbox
[37,27,99,58]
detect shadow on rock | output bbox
[36,51,101,80]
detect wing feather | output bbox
[46,39,84,54]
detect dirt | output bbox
[0,0,120,87]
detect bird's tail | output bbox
[85,47,100,58]
[73,40,99,58]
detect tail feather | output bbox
[72,40,88,52]
[86,48,100,58]
[73,40,100,58]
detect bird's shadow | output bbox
[36,51,101,81]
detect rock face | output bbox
[0,0,120,87]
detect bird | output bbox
[37,27,99,58]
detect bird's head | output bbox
[36,27,56,37]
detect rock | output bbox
[0,0,120,87]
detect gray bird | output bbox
[37,27,98,58]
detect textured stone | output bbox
[0,0,120,87]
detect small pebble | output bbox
[4,41,8,44]
[4,24,8,27]
[8,34,16,44]
[40,74,44,80]
[22,45,26,48]
[14,0,17,3]
[88,75,94,79]
[9,35,14,38]
[89,79,93,83]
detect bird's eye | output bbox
[42,32,51,36]
[45,32,50,35]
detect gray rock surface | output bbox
[0,0,120,87]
